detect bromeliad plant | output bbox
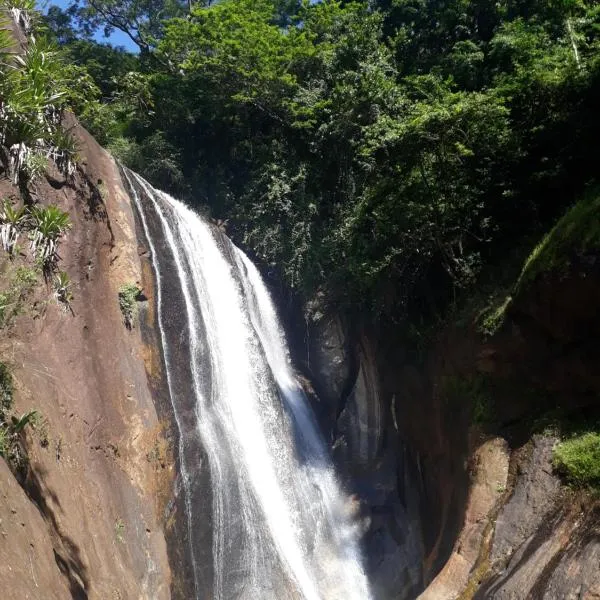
[53,270,73,308]
[28,204,71,270]
[0,409,38,468]
[0,199,26,255]
[0,5,80,186]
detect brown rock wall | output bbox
[0,118,172,599]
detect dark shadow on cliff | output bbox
[14,443,90,600]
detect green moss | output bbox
[553,430,600,489]
[477,295,512,337]
[516,187,600,293]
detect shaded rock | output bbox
[490,435,562,567]
[308,313,353,416]
[419,437,510,600]
[542,539,600,599]
[335,338,382,467]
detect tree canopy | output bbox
[48,0,600,319]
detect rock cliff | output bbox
[297,240,600,599]
[0,118,172,599]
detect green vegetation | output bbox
[0,1,83,186]
[516,187,600,293]
[0,361,37,466]
[41,0,599,325]
[28,205,71,271]
[0,362,14,412]
[0,409,37,464]
[118,282,142,329]
[441,374,493,425]
[553,430,600,489]
[0,200,27,255]
[0,265,38,327]
[1,201,71,268]
[53,270,73,308]
[477,296,512,338]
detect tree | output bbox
[69,0,193,51]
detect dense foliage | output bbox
[553,430,600,489]
[0,0,84,189]
[47,0,600,319]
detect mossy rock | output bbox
[515,187,600,294]
[553,430,600,489]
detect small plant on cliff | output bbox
[0,362,14,413]
[115,518,125,544]
[118,282,142,329]
[0,362,38,465]
[0,200,27,255]
[553,431,600,489]
[0,266,38,327]
[28,204,71,271]
[0,410,38,468]
[10,409,38,433]
[53,270,73,309]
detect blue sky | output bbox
[41,0,139,51]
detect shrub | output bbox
[553,431,600,488]
[0,426,8,458]
[118,283,142,329]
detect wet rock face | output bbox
[308,314,354,418]
[305,314,424,600]
[335,340,382,467]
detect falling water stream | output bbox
[123,169,371,600]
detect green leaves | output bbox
[28,205,71,271]
[0,12,90,185]
[553,430,600,488]
[58,0,600,320]
[118,282,142,329]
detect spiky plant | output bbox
[10,410,38,433]
[0,25,75,184]
[23,149,47,181]
[49,127,78,178]
[28,204,71,269]
[0,199,26,255]
[53,270,73,307]
[7,0,37,37]
[0,425,8,458]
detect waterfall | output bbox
[123,169,371,600]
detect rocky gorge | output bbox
[0,107,598,599]
[1,4,600,599]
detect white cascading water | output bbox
[123,169,371,600]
